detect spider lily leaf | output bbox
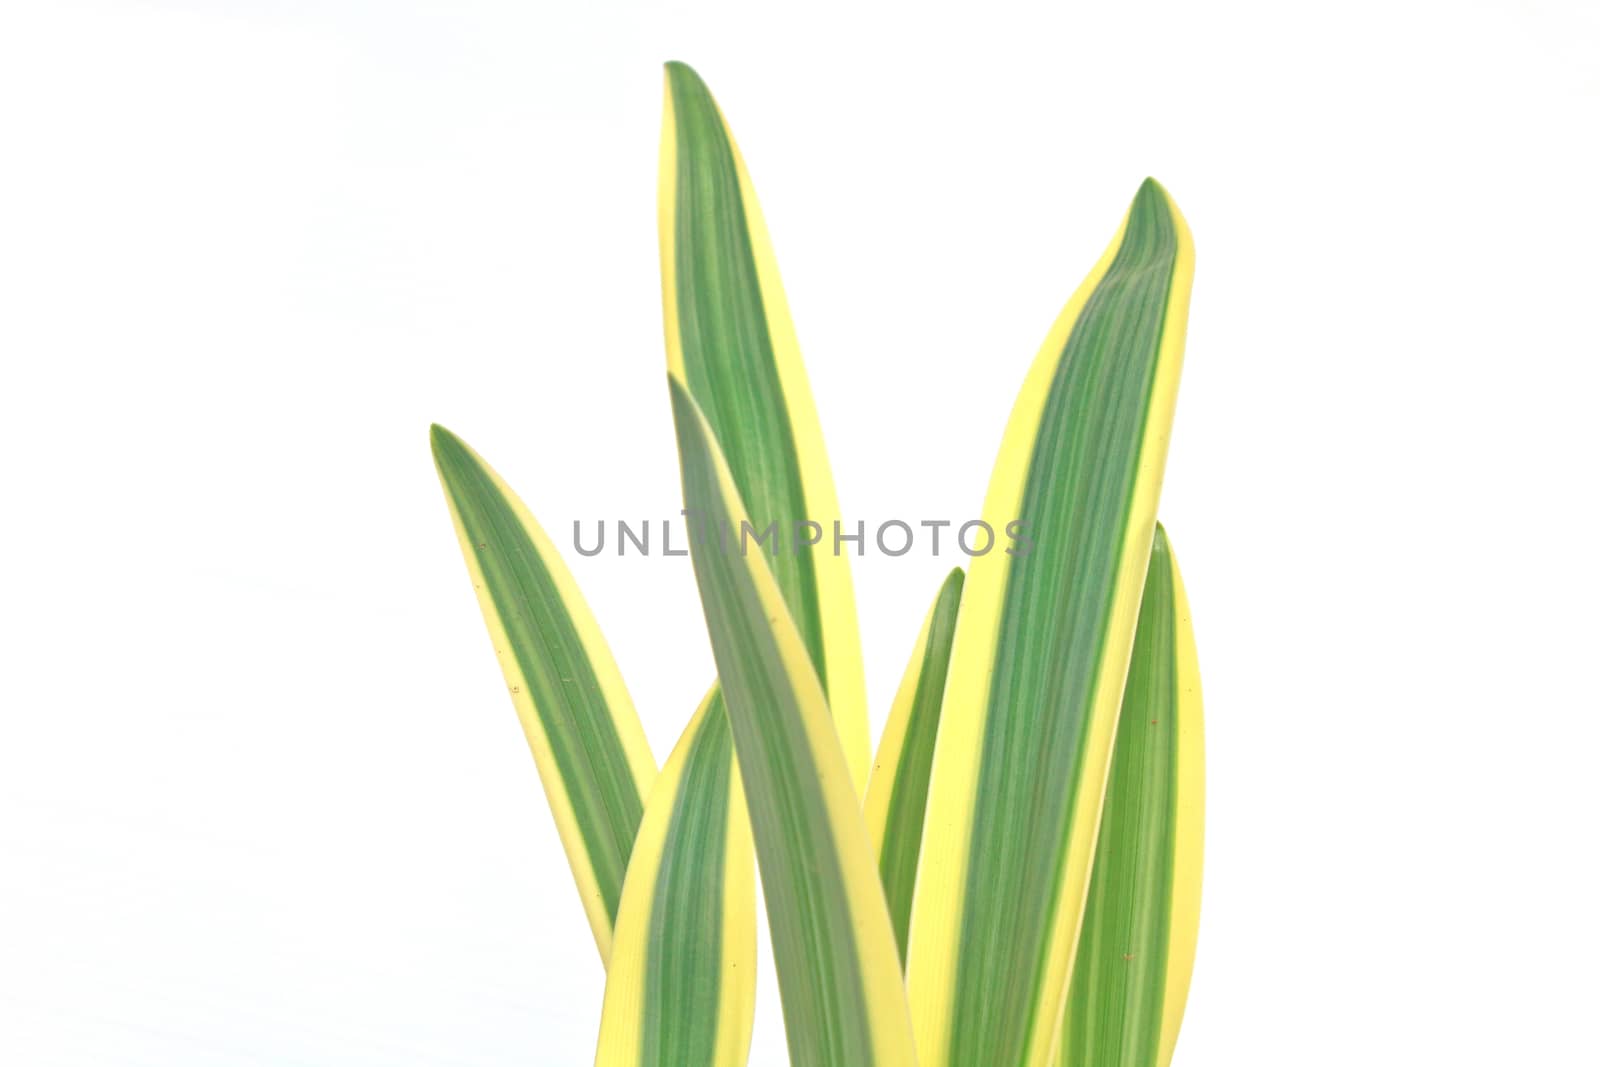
[669,378,918,1067]
[1055,525,1204,1067]
[594,686,756,1067]
[430,425,657,963]
[905,179,1196,1067]
[659,60,870,795]
[863,567,965,963]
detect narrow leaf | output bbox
[669,378,918,1067]
[863,567,965,962]
[659,60,870,794]
[905,180,1196,1067]
[595,686,756,1067]
[431,425,657,962]
[1055,525,1204,1067]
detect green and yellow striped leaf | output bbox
[594,686,756,1067]
[905,179,1196,1067]
[659,61,870,795]
[1055,525,1204,1067]
[430,425,657,962]
[669,378,917,1067]
[863,567,965,963]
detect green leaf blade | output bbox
[863,567,965,962]
[431,425,657,961]
[906,180,1196,1067]
[595,687,756,1067]
[1057,525,1204,1067]
[660,61,871,794]
[668,379,917,1067]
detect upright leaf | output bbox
[670,379,917,1067]
[659,61,870,794]
[863,568,965,962]
[1055,525,1204,1067]
[431,425,657,962]
[905,180,1196,1067]
[595,687,756,1067]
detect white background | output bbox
[2,1,1597,1063]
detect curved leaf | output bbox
[659,61,870,794]
[905,180,1196,1067]
[431,425,657,962]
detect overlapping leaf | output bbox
[670,379,918,1067]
